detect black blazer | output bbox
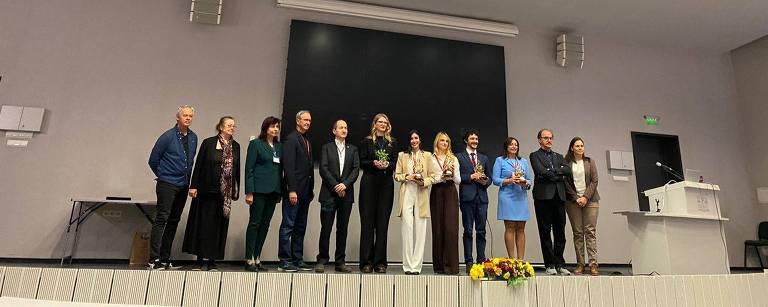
[457,150,492,203]
[190,136,240,199]
[319,141,360,203]
[282,130,314,198]
[529,148,571,201]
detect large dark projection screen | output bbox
[282,20,508,160]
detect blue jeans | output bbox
[278,195,312,266]
[460,198,488,264]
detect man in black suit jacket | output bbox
[316,120,360,273]
[278,110,314,272]
[456,129,492,273]
[529,129,572,276]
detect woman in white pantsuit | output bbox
[394,130,437,275]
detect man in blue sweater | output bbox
[147,105,198,270]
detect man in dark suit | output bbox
[529,129,572,276]
[456,129,492,273]
[316,119,360,273]
[278,110,314,272]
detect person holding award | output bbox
[564,137,601,276]
[358,113,398,273]
[456,129,492,273]
[429,132,461,275]
[394,130,436,275]
[492,137,532,260]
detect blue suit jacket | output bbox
[282,130,314,198]
[457,150,492,204]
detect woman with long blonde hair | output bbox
[357,113,398,273]
[429,132,461,274]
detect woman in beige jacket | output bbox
[564,137,601,276]
[395,130,437,275]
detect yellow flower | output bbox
[494,267,502,276]
[491,258,501,265]
[503,272,511,280]
[525,262,535,276]
[469,264,485,280]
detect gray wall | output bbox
[0,0,764,266]
[731,35,768,266]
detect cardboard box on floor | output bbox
[128,231,149,269]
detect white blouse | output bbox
[431,154,461,185]
[572,160,587,196]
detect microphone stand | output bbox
[659,165,684,182]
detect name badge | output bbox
[273,156,281,163]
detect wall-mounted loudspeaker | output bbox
[556,33,584,68]
[190,0,222,25]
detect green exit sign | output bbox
[644,115,659,126]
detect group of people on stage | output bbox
[146,105,602,276]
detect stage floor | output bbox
[0,261,766,307]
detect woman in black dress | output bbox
[183,116,240,271]
[358,113,398,273]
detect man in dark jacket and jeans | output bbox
[147,105,197,270]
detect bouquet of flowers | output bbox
[469,258,535,287]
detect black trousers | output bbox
[317,198,353,265]
[358,172,394,268]
[150,181,188,261]
[533,194,567,267]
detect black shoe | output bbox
[297,262,312,271]
[375,265,387,274]
[278,264,299,272]
[162,260,183,270]
[207,260,218,272]
[465,262,473,274]
[148,259,165,271]
[335,265,353,273]
[315,263,325,273]
[361,265,373,273]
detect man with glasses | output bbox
[529,129,572,275]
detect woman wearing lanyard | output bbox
[429,132,461,275]
[564,137,601,276]
[243,116,283,271]
[394,130,436,275]
[184,116,241,271]
[358,113,398,273]
[492,137,532,260]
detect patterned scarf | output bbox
[219,135,234,218]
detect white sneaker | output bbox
[545,267,557,275]
[558,267,572,276]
